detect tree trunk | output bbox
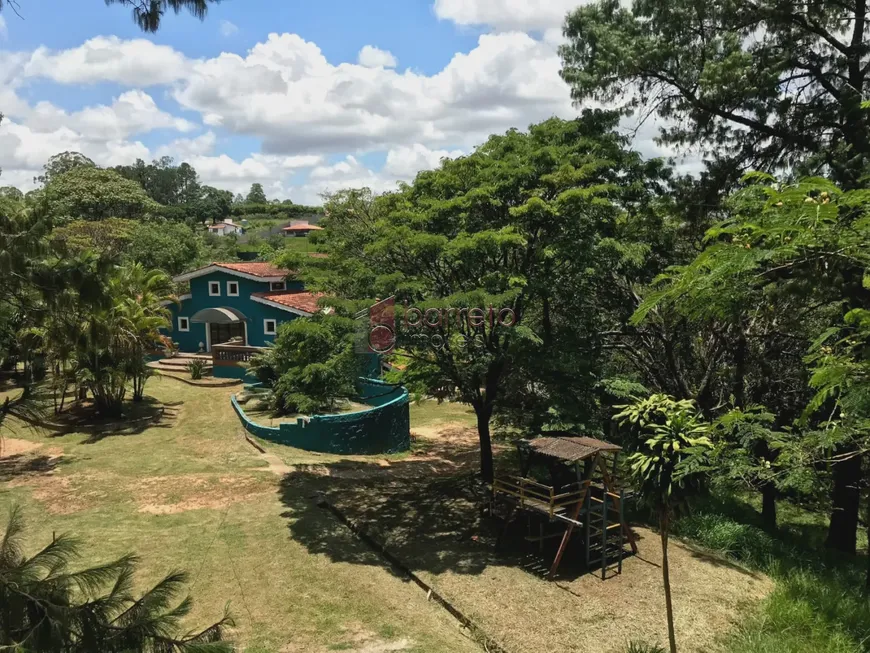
[660,511,677,653]
[474,403,494,483]
[826,451,861,555]
[761,482,777,531]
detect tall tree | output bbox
[41,166,161,223]
[35,152,96,187]
[246,183,268,204]
[560,0,870,188]
[195,186,233,225]
[292,113,670,482]
[638,175,870,552]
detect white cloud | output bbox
[357,45,397,68]
[25,90,195,140]
[0,118,150,173]
[0,18,692,199]
[185,152,323,195]
[167,31,573,156]
[433,0,580,31]
[220,20,238,37]
[23,36,189,86]
[0,15,8,41]
[155,131,218,159]
[384,144,463,179]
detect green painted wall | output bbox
[163,271,305,353]
[231,378,410,455]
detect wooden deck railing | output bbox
[492,476,589,519]
[212,343,263,367]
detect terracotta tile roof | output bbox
[282,222,324,231]
[212,262,291,277]
[251,290,324,314]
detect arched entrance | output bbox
[190,307,248,350]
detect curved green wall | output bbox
[231,378,410,455]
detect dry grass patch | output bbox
[134,473,274,515]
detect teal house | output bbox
[163,262,323,354]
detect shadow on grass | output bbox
[276,444,622,584]
[6,384,181,443]
[0,453,67,482]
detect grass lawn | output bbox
[0,379,478,653]
[3,381,802,653]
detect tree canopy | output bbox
[560,0,870,188]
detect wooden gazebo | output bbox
[491,433,637,579]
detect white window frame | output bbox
[178,316,190,332]
[263,319,277,336]
[227,280,240,296]
[208,281,221,297]
[270,281,286,291]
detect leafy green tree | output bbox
[245,183,268,204]
[805,306,870,587]
[34,152,96,187]
[0,0,216,32]
[637,175,870,551]
[560,0,870,188]
[248,313,362,415]
[0,505,233,652]
[194,186,233,225]
[616,394,714,653]
[293,114,670,481]
[51,219,202,275]
[0,186,23,202]
[113,157,201,206]
[42,166,161,223]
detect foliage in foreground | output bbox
[0,506,233,652]
[617,394,713,653]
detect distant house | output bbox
[207,219,244,236]
[282,220,323,237]
[162,262,323,353]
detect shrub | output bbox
[187,358,206,380]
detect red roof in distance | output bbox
[282,222,324,231]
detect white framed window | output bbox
[263,319,277,336]
[227,280,240,296]
[209,281,221,296]
[270,281,286,291]
[178,316,190,332]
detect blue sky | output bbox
[0,0,672,203]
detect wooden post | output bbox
[547,484,587,580]
[618,487,625,575]
[601,490,608,580]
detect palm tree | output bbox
[0,505,234,652]
[615,395,714,653]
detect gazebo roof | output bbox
[518,434,621,463]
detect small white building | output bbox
[207,219,244,236]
